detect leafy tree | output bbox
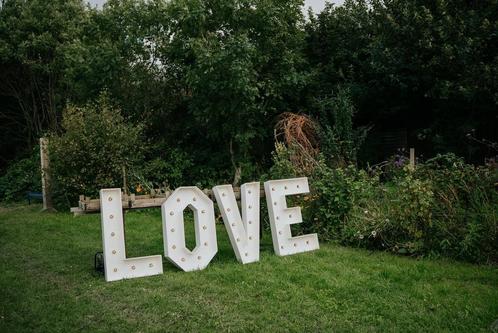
[158,0,309,183]
[2,0,497,198]
[0,0,87,144]
[57,0,310,185]
[306,0,498,162]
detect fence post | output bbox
[40,137,54,211]
[122,165,128,196]
[409,148,415,170]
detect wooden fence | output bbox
[71,188,266,215]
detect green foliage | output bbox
[415,154,498,262]
[49,94,145,206]
[344,171,434,255]
[270,142,497,263]
[267,142,301,179]
[58,0,310,183]
[306,0,498,161]
[341,155,497,263]
[139,148,194,190]
[62,0,173,117]
[317,87,369,167]
[3,0,497,183]
[267,143,373,241]
[160,0,309,175]
[0,0,88,138]
[302,163,377,241]
[0,147,41,201]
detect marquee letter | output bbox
[100,189,163,282]
[161,187,217,271]
[264,178,319,256]
[212,182,260,264]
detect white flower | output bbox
[364,210,369,214]
[359,235,364,240]
[371,230,377,237]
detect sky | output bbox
[304,0,340,13]
[87,1,344,13]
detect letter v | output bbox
[213,182,260,264]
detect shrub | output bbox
[343,154,497,263]
[415,154,498,263]
[267,143,374,241]
[269,144,498,263]
[301,163,377,241]
[0,147,41,201]
[267,142,302,179]
[49,94,145,207]
[344,171,434,255]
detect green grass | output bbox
[1,204,497,332]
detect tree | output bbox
[160,0,309,183]
[306,0,498,162]
[0,0,87,147]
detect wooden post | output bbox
[122,165,128,196]
[409,148,415,170]
[40,138,54,211]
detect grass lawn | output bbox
[1,204,497,332]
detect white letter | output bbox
[264,178,319,256]
[100,189,163,282]
[213,182,260,264]
[161,187,217,271]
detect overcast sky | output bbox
[87,1,343,13]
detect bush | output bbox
[267,142,302,179]
[267,143,373,241]
[342,154,497,263]
[0,147,41,201]
[301,163,377,241]
[269,143,498,263]
[343,172,434,255]
[49,94,145,207]
[415,154,498,262]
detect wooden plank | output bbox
[70,207,85,216]
[131,197,168,209]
